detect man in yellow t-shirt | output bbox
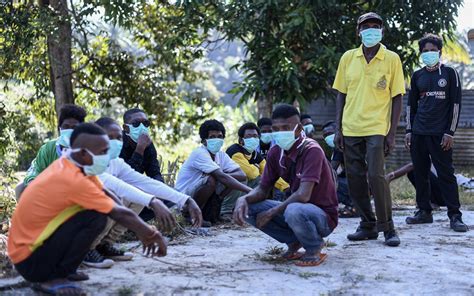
[332,12,405,247]
[8,123,167,295]
[223,122,290,215]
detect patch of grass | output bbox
[117,285,137,296]
[374,273,384,280]
[460,190,474,206]
[254,246,286,264]
[298,272,331,279]
[389,177,415,205]
[266,245,285,255]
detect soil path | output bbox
[2,209,474,295]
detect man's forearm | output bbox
[109,207,154,238]
[219,174,252,193]
[389,95,403,136]
[335,93,346,130]
[244,185,270,204]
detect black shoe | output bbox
[83,250,114,269]
[450,215,468,232]
[384,230,400,247]
[347,227,378,241]
[96,243,133,261]
[406,210,433,224]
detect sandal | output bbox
[281,251,304,260]
[32,282,85,295]
[67,271,89,281]
[295,253,328,267]
[338,206,358,218]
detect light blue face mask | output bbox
[421,51,440,67]
[206,138,224,154]
[324,134,335,148]
[127,123,149,143]
[57,129,73,148]
[243,137,260,153]
[273,125,298,151]
[260,133,273,144]
[303,124,314,135]
[109,139,123,160]
[360,28,382,48]
[69,148,110,176]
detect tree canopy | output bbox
[178,0,463,115]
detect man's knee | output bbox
[284,203,305,224]
[206,175,217,189]
[81,210,108,233]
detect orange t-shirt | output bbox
[8,158,115,264]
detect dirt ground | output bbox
[1,208,474,295]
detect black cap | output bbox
[357,12,383,27]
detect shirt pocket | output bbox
[372,70,392,96]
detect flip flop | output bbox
[295,253,328,267]
[282,251,305,260]
[67,271,89,281]
[32,283,85,295]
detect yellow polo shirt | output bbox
[332,44,405,137]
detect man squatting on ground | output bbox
[233,104,339,267]
[8,123,167,295]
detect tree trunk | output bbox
[45,0,74,115]
[257,91,273,119]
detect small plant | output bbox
[117,286,135,296]
[324,240,337,248]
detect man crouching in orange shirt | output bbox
[8,123,167,295]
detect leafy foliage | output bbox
[179,0,463,105]
[0,1,218,142]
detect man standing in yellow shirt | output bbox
[332,12,405,247]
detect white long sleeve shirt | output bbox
[99,158,190,208]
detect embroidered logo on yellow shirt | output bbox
[377,75,387,89]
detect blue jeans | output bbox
[246,200,332,253]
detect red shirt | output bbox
[260,138,338,230]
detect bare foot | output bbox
[281,241,302,259]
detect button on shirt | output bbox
[260,138,338,230]
[332,44,406,137]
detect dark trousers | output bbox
[337,176,353,207]
[410,134,461,218]
[343,135,394,232]
[15,210,107,282]
[406,171,446,207]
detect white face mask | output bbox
[65,148,110,176]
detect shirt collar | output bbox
[356,44,386,60]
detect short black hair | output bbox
[272,104,300,120]
[70,123,106,147]
[123,108,145,123]
[95,117,119,129]
[418,34,443,52]
[322,120,336,130]
[301,114,312,121]
[199,119,226,140]
[257,117,272,128]
[238,122,260,138]
[58,104,86,127]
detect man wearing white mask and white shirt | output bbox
[81,117,202,269]
[175,119,252,224]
